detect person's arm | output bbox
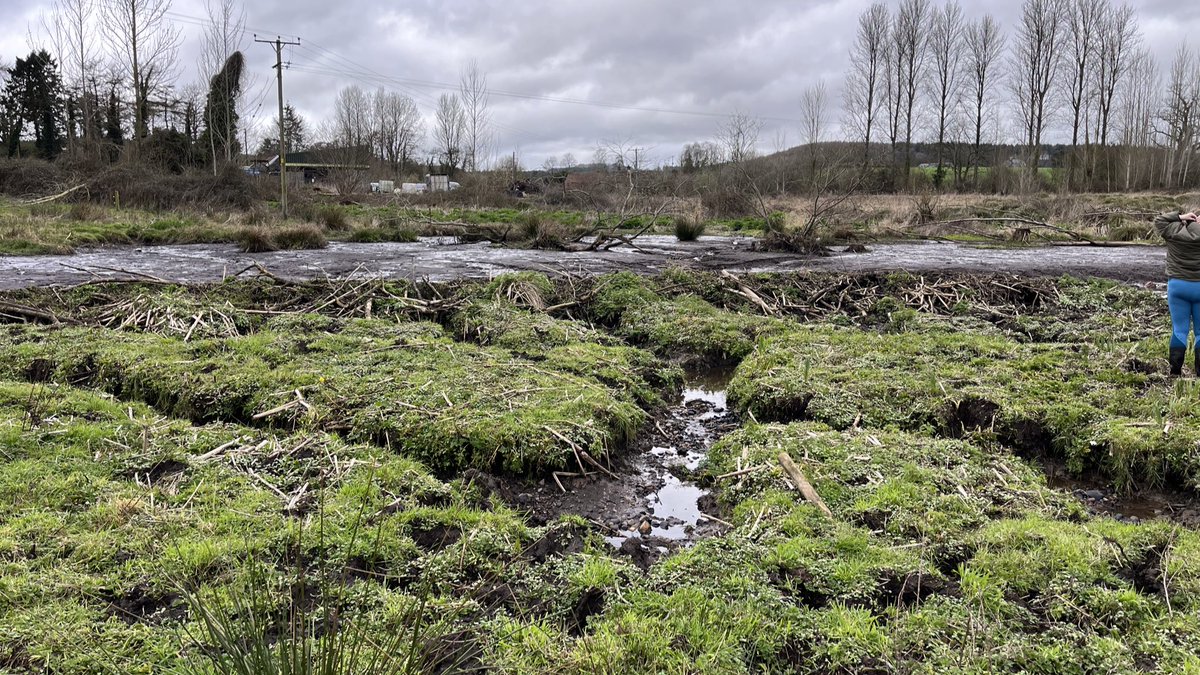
[1155,211,1200,242]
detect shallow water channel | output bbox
[602,377,735,548]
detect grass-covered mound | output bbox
[0,315,654,475]
[0,379,576,672]
[726,321,1200,491]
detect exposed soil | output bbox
[469,368,737,568]
[0,237,1168,289]
[1043,461,1200,527]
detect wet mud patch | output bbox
[486,368,739,565]
[1043,460,1200,527]
[99,585,185,625]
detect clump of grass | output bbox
[67,202,103,222]
[314,204,351,231]
[274,223,328,250]
[235,225,277,252]
[236,224,328,252]
[673,215,706,241]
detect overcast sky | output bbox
[3,0,1199,167]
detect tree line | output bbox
[839,0,1198,192]
[670,0,1197,195]
[0,0,495,181]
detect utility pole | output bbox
[255,34,300,217]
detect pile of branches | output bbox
[715,271,1062,320]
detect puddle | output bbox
[1043,461,1200,527]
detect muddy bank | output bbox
[0,236,1167,288]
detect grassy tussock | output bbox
[235,223,328,252]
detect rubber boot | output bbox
[1170,347,1186,377]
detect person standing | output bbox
[1154,210,1200,376]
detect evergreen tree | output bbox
[199,51,244,169]
[255,104,306,157]
[3,50,66,159]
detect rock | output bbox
[1083,489,1105,500]
[638,519,653,536]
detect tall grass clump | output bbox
[673,215,706,241]
[175,473,477,675]
[235,224,328,252]
[314,204,351,231]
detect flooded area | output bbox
[0,237,1168,288]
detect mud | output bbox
[478,368,737,566]
[0,237,1168,289]
[1043,462,1200,527]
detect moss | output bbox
[0,315,661,475]
[726,321,1200,490]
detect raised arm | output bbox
[1155,211,1200,243]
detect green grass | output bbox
[4,272,1200,673]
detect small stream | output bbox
[603,371,736,549]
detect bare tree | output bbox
[928,0,965,188]
[1117,48,1157,190]
[842,1,890,169]
[433,92,465,176]
[458,60,491,172]
[965,14,1005,187]
[1011,0,1067,184]
[1160,46,1199,189]
[1093,3,1139,188]
[372,88,423,176]
[800,81,828,188]
[1062,0,1104,189]
[719,111,761,164]
[43,0,101,153]
[100,0,181,148]
[894,0,932,187]
[198,0,245,171]
[332,84,372,150]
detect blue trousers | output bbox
[1168,279,1200,349]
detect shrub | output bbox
[81,163,257,211]
[0,158,64,197]
[673,215,706,241]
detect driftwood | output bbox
[778,452,833,518]
[0,300,69,325]
[911,217,1104,245]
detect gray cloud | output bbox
[4,0,1199,166]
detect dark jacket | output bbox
[1154,211,1200,281]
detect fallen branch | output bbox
[0,300,69,325]
[22,183,86,205]
[778,452,833,518]
[716,464,768,480]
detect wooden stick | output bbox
[778,452,833,518]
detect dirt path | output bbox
[0,236,1168,288]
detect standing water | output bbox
[604,368,738,548]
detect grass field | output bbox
[2,270,1200,672]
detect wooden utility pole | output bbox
[255,34,300,217]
